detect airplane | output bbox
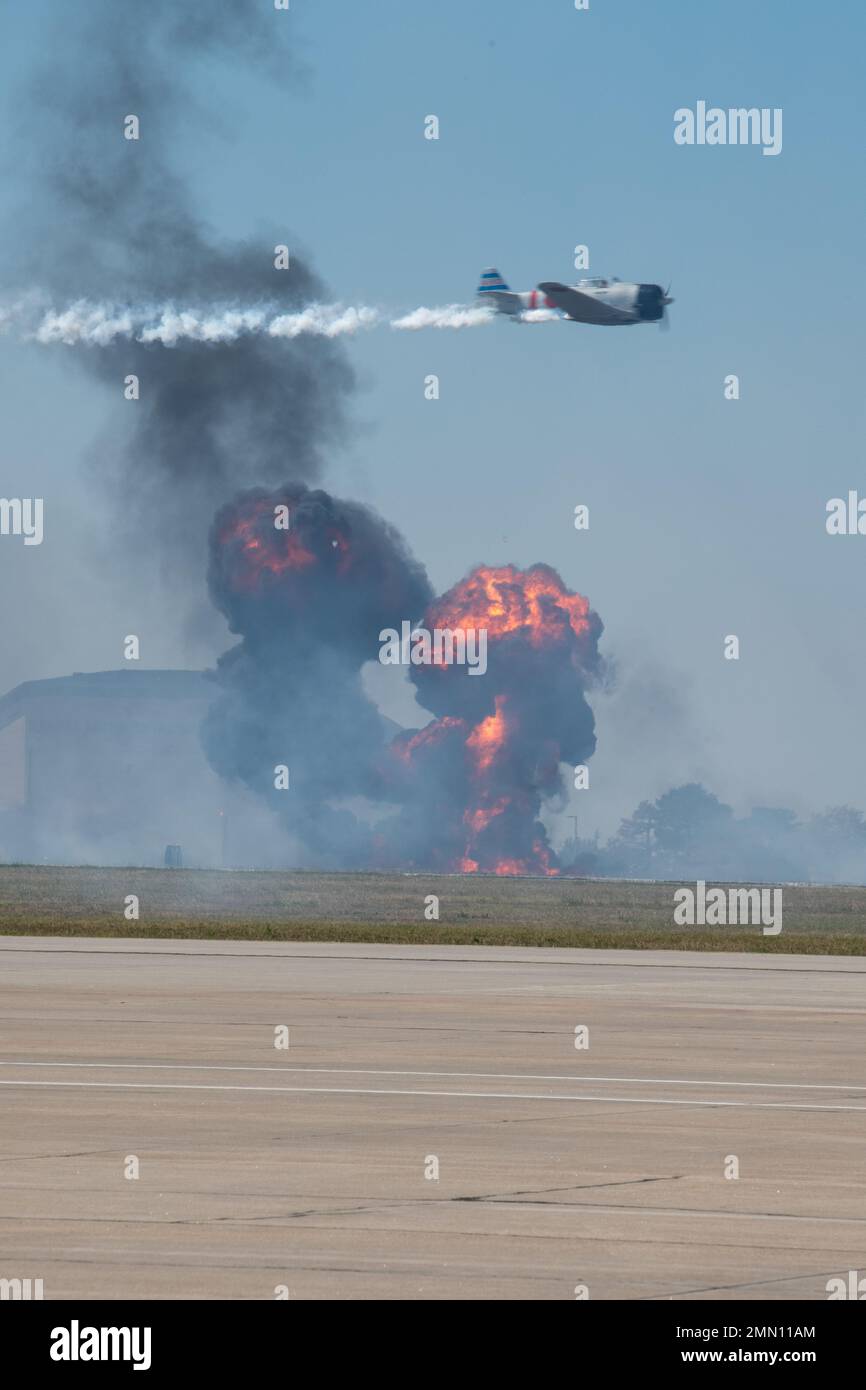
[476,267,674,328]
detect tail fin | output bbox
[476,266,510,296]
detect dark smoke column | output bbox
[13,0,353,595]
[203,484,432,867]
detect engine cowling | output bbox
[636,283,666,322]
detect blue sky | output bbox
[1,0,864,838]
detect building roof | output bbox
[0,669,211,733]
[0,668,409,743]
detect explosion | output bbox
[388,564,603,875]
[204,490,603,876]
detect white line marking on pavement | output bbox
[1,1061,865,1093]
[1,1078,865,1111]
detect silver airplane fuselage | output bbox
[477,269,673,327]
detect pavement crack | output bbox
[453,1174,685,1202]
[0,1148,118,1163]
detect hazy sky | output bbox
[0,0,864,840]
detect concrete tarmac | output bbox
[1,937,865,1300]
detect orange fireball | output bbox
[426,563,593,649]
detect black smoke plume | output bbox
[12,1,353,577]
[202,484,433,866]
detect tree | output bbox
[616,800,656,853]
[652,783,732,862]
[608,800,657,874]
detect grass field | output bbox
[1,865,866,952]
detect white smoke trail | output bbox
[390,304,494,331]
[139,308,269,345]
[0,295,505,344]
[0,297,380,346]
[518,308,561,324]
[268,304,380,339]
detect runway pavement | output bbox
[1,936,865,1300]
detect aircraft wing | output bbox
[537,282,635,326]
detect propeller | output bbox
[660,281,674,331]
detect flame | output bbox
[242,530,317,575]
[494,858,523,877]
[392,716,466,764]
[217,498,351,590]
[426,563,592,649]
[466,695,511,771]
[459,701,559,876]
[463,795,509,834]
[491,844,558,878]
[532,839,559,877]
